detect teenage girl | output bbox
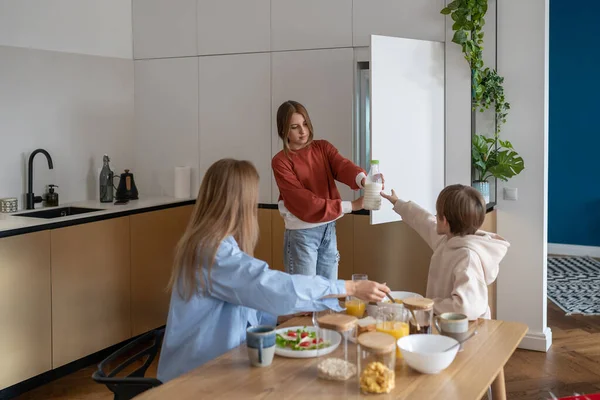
[272,100,383,279]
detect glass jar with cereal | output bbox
[314,310,358,382]
[357,332,396,394]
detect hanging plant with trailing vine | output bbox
[441,0,487,103]
[442,0,510,134]
[479,68,510,134]
[441,0,524,184]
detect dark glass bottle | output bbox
[99,154,114,203]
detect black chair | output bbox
[92,327,165,400]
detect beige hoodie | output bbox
[393,200,510,320]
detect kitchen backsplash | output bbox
[0,45,134,208]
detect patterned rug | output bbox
[547,256,600,315]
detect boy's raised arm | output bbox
[394,200,443,250]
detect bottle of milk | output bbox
[363,160,383,210]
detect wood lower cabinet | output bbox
[0,232,52,390]
[0,204,499,388]
[271,210,285,272]
[51,217,131,368]
[254,208,272,267]
[336,215,354,280]
[353,215,432,295]
[130,206,193,336]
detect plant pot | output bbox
[472,181,490,204]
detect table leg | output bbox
[490,367,506,400]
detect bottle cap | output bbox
[370,160,380,165]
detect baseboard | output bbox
[548,243,600,258]
[518,327,552,352]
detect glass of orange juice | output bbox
[375,303,409,359]
[345,274,368,318]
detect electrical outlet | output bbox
[503,187,518,201]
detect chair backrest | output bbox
[92,327,165,400]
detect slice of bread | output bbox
[357,316,376,335]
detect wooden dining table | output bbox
[135,316,527,400]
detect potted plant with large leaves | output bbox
[472,134,524,204]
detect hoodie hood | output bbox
[446,231,510,285]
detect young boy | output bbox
[381,184,509,320]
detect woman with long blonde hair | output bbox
[157,158,389,383]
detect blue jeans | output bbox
[283,222,339,280]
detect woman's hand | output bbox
[380,189,399,205]
[346,280,390,303]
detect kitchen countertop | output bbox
[0,198,496,239]
[0,197,196,239]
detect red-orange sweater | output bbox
[272,140,366,229]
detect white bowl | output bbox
[365,291,423,317]
[397,334,459,374]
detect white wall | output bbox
[133,58,199,199]
[0,1,135,207]
[496,0,551,351]
[353,0,445,46]
[0,45,134,207]
[0,0,133,59]
[199,53,272,203]
[444,0,471,187]
[270,48,355,203]
[132,0,472,203]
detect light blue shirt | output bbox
[157,236,346,382]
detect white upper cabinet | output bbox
[134,58,200,197]
[197,0,270,55]
[198,53,272,203]
[271,0,352,51]
[369,35,445,225]
[353,0,446,47]
[133,0,197,59]
[271,48,355,203]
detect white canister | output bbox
[174,166,192,199]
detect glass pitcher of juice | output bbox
[375,303,409,359]
[346,274,367,318]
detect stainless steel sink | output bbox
[14,206,103,219]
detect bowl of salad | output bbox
[274,326,341,359]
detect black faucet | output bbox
[26,148,54,210]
